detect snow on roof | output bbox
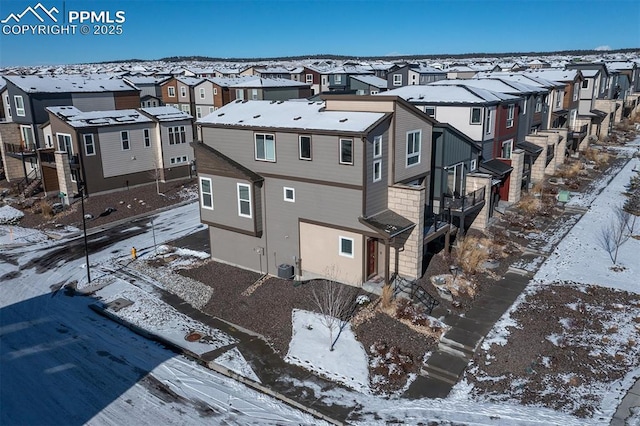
[254,66,293,74]
[579,69,600,78]
[47,106,153,128]
[475,72,562,88]
[4,74,138,93]
[454,77,547,94]
[124,76,170,85]
[524,68,580,82]
[348,74,388,88]
[412,64,446,74]
[175,76,204,86]
[141,106,192,121]
[198,100,386,133]
[378,84,516,104]
[229,77,309,88]
[606,61,636,71]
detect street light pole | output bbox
[79,184,91,283]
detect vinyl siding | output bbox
[209,226,266,273]
[432,105,484,141]
[394,103,431,182]
[263,87,307,101]
[160,120,194,167]
[201,127,363,186]
[71,92,115,111]
[98,123,156,178]
[364,122,390,216]
[199,174,257,234]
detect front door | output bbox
[366,238,377,278]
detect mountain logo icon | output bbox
[1,3,59,24]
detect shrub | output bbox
[39,201,54,218]
[453,235,489,275]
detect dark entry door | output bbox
[367,238,377,278]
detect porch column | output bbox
[466,172,492,232]
[526,134,549,183]
[387,184,425,280]
[54,151,72,205]
[508,149,524,204]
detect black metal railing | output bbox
[424,210,450,237]
[391,273,439,315]
[442,186,486,212]
[4,142,35,154]
[569,124,588,136]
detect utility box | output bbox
[277,264,294,280]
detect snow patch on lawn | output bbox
[0,205,24,224]
[0,225,49,245]
[285,309,370,394]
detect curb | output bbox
[89,302,344,426]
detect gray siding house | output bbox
[195,96,439,285]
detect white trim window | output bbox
[20,125,34,149]
[213,87,218,95]
[143,129,151,147]
[83,134,96,156]
[370,90,378,95]
[283,187,295,202]
[120,131,130,150]
[339,236,354,258]
[56,132,73,153]
[339,138,353,165]
[170,155,188,164]
[5,94,12,117]
[425,106,435,117]
[196,106,202,119]
[200,177,213,210]
[406,130,421,166]
[485,109,492,134]
[306,74,313,83]
[535,97,543,113]
[373,135,382,158]
[470,107,482,124]
[237,183,252,218]
[299,135,312,160]
[251,89,258,100]
[235,89,245,100]
[168,86,176,97]
[373,159,382,182]
[180,86,187,98]
[14,95,25,116]
[334,75,342,85]
[209,107,215,114]
[506,104,515,128]
[501,139,513,159]
[573,83,579,101]
[255,133,275,162]
[582,80,589,89]
[168,126,186,144]
[470,159,477,171]
[393,74,402,86]
[199,87,205,99]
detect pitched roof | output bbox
[349,74,388,88]
[432,78,544,95]
[198,99,387,133]
[47,106,152,128]
[5,74,138,93]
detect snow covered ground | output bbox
[3,143,639,425]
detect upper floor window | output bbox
[284,187,295,202]
[199,88,205,99]
[196,106,202,119]
[168,126,186,144]
[393,74,402,86]
[582,80,589,89]
[168,86,176,97]
[5,95,11,117]
[370,90,379,95]
[373,135,382,158]
[425,106,435,117]
[237,183,252,218]
[121,131,130,150]
[339,138,353,165]
[335,75,342,84]
[485,109,492,134]
[180,86,187,98]
[235,89,245,100]
[255,133,275,162]
[84,134,96,156]
[200,177,213,210]
[143,129,151,147]
[555,92,562,108]
[299,135,312,160]
[535,97,543,113]
[506,104,515,128]
[470,107,482,124]
[213,87,218,95]
[573,83,579,101]
[306,74,313,83]
[406,130,421,166]
[373,159,382,182]
[14,95,25,116]
[501,139,513,159]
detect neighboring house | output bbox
[124,75,170,108]
[386,64,447,89]
[0,74,140,186]
[325,66,374,92]
[159,76,203,115]
[253,66,293,80]
[349,75,388,95]
[195,96,455,286]
[378,84,523,208]
[0,77,11,123]
[607,61,640,116]
[43,105,193,199]
[446,66,478,79]
[302,66,322,95]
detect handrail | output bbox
[442,186,486,211]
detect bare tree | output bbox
[597,206,633,264]
[148,159,164,196]
[310,275,358,351]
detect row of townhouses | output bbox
[1,57,639,287]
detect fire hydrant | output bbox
[131,246,137,260]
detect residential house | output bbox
[43,105,193,200]
[195,96,449,285]
[349,75,388,95]
[252,66,293,80]
[445,66,478,79]
[124,75,170,108]
[386,64,447,89]
[159,76,203,115]
[606,61,640,116]
[0,74,140,186]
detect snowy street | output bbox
[0,202,320,425]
